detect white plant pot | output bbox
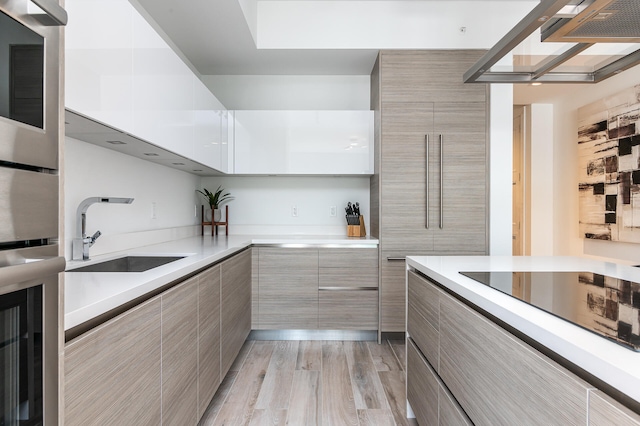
[213,208,222,222]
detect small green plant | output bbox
[197,186,233,209]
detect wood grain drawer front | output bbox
[221,249,252,377]
[319,267,378,288]
[408,271,439,329]
[198,265,221,419]
[379,50,487,104]
[439,294,591,426]
[407,299,439,370]
[258,248,319,329]
[589,391,640,426]
[65,297,162,425]
[162,276,199,425]
[251,247,259,328]
[318,289,378,330]
[407,339,438,426]
[318,247,378,269]
[439,384,473,426]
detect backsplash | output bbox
[198,175,370,235]
[63,137,201,259]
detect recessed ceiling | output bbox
[131,0,538,77]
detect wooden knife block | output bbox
[347,215,366,237]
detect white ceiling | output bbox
[132,0,537,77]
[132,0,379,75]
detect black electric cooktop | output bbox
[459,271,640,351]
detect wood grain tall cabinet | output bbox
[370,50,489,333]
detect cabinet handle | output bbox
[30,0,68,26]
[386,257,406,261]
[425,134,429,229]
[439,134,443,230]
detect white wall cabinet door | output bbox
[193,77,221,170]
[234,110,373,175]
[65,0,134,133]
[132,11,195,160]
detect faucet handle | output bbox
[90,230,102,245]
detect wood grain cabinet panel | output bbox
[318,247,378,289]
[589,391,640,426]
[221,248,252,377]
[373,50,489,333]
[439,384,473,426]
[318,289,378,330]
[258,248,319,329]
[439,294,592,426]
[162,277,199,425]
[198,265,221,419]
[407,271,439,369]
[379,50,486,103]
[407,339,438,426]
[64,297,162,425]
[252,247,259,328]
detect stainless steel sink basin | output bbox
[67,256,185,273]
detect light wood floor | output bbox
[199,339,418,426]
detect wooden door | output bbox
[432,102,488,253]
[198,265,221,418]
[221,249,252,377]
[380,102,435,252]
[258,248,318,329]
[162,278,199,425]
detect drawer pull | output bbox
[319,287,378,291]
[386,257,406,261]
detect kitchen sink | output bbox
[67,256,185,273]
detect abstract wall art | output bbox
[578,83,640,242]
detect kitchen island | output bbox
[407,255,640,425]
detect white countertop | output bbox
[406,255,640,404]
[65,235,378,331]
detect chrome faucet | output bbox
[72,197,134,261]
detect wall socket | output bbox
[291,205,298,217]
[151,202,157,219]
[329,206,337,217]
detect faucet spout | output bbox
[72,197,134,261]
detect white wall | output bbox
[202,75,370,110]
[515,65,640,262]
[199,176,370,235]
[64,137,201,259]
[490,84,514,255]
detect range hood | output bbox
[464,0,640,83]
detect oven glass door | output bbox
[0,285,43,425]
[0,2,60,170]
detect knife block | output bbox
[347,215,366,237]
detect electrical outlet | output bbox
[329,206,337,217]
[151,202,157,219]
[291,205,298,217]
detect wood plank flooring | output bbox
[199,339,417,426]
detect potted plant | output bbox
[197,186,233,222]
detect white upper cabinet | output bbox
[65,0,134,132]
[65,0,227,173]
[234,110,374,175]
[132,11,194,159]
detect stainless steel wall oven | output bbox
[0,0,66,424]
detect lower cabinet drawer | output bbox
[407,339,471,426]
[319,289,378,330]
[407,339,438,426]
[439,295,592,426]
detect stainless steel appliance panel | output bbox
[0,0,61,170]
[0,167,57,243]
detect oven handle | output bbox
[30,0,68,26]
[0,256,65,286]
